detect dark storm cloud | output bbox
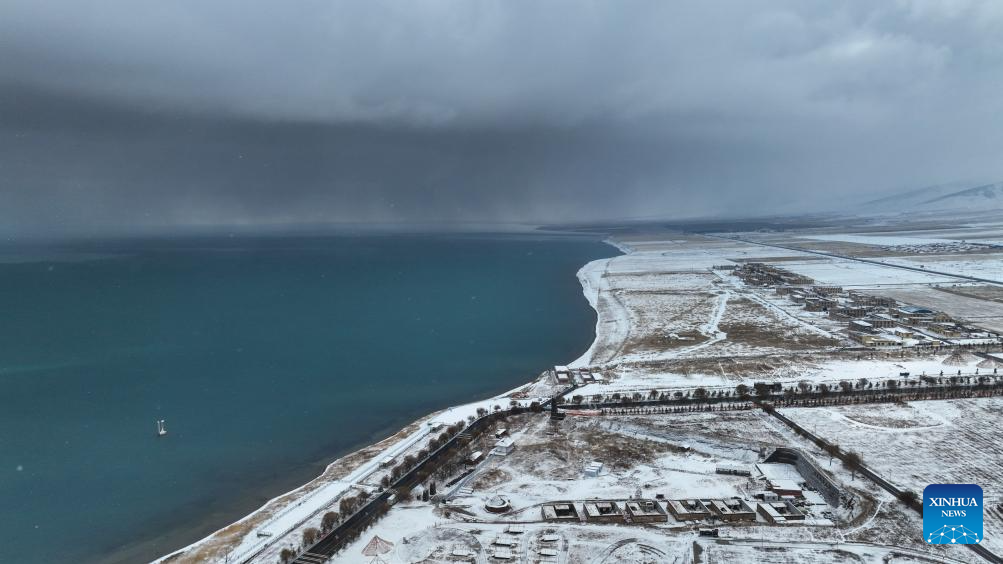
[2,1,1003,235]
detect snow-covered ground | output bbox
[881,254,1003,283]
[799,234,955,247]
[784,398,1003,555]
[768,258,958,287]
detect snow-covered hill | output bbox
[916,182,1003,211]
[858,181,1003,215]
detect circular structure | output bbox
[977,357,1000,369]
[485,495,512,513]
[942,351,976,366]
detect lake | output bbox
[0,232,613,563]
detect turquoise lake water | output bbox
[0,233,613,563]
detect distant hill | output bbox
[918,182,1003,210]
[858,180,1003,214]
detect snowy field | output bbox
[572,237,846,369]
[799,234,955,247]
[881,254,1003,283]
[765,258,957,287]
[783,398,1003,555]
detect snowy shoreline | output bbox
[153,238,626,564]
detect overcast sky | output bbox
[2,0,1003,236]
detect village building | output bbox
[623,499,668,523]
[706,498,757,522]
[892,327,914,339]
[864,314,897,329]
[829,306,868,320]
[757,500,806,524]
[763,448,844,506]
[812,285,843,295]
[804,297,828,312]
[491,535,517,547]
[850,333,901,347]
[493,437,515,456]
[541,503,580,522]
[583,501,624,524]
[666,499,711,521]
[491,548,514,560]
[766,479,803,497]
[849,320,874,333]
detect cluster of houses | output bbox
[540,496,811,526]
[553,366,604,385]
[541,499,670,524]
[732,263,1000,348]
[537,449,841,530]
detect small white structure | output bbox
[485,495,512,514]
[768,479,803,497]
[755,491,779,502]
[467,451,483,465]
[715,464,751,477]
[379,456,395,468]
[494,437,515,455]
[584,461,604,478]
[492,548,514,560]
[361,535,395,564]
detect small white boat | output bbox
[156,419,168,437]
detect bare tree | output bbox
[302,527,320,547]
[735,384,750,399]
[898,489,918,511]
[322,511,339,531]
[842,451,863,480]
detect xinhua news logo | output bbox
[924,484,983,545]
